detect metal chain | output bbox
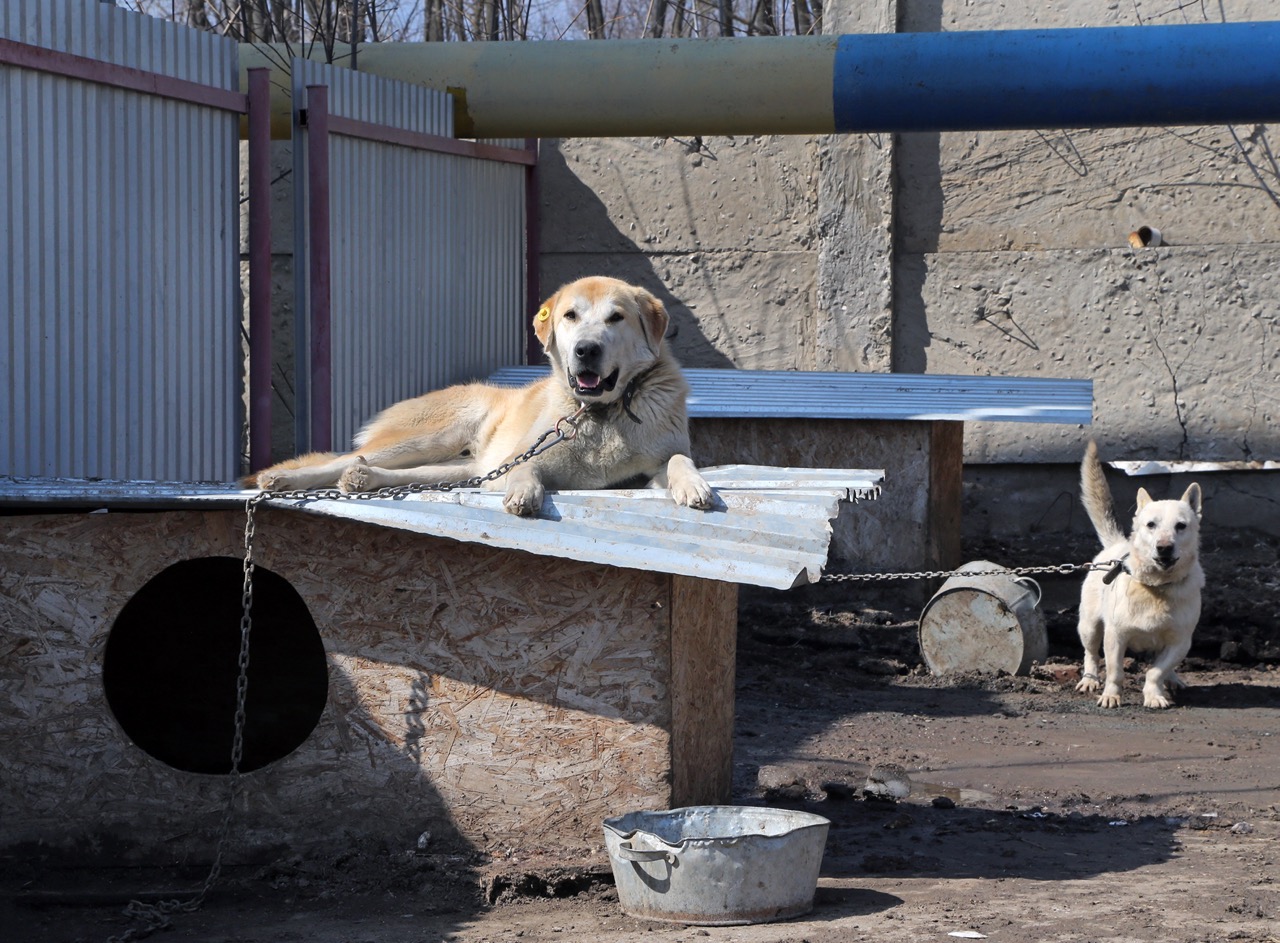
[248,406,587,506]
[821,560,1120,583]
[108,408,586,942]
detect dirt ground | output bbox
[5,529,1279,943]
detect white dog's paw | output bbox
[503,481,544,517]
[338,458,375,493]
[671,475,714,510]
[1143,689,1175,709]
[1075,674,1101,694]
[1096,692,1123,709]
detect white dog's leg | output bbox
[1142,638,1193,709]
[1074,591,1105,695]
[1097,628,1128,709]
[663,454,714,510]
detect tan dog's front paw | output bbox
[672,476,714,510]
[503,482,544,516]
[1096,692,1123,709]
[338,458,375,493]
[666,456,714,510]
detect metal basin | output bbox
[602,805,830,926]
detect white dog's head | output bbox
[533,276,669,407]
[1130,483,1203,574]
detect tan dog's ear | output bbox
[1181,482,1203,517]
[533,292,558,350]
[1136,488,1153,510]
[637,289,669,353]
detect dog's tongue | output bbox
[577,372,602,390]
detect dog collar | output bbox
[584,362,659,425]
[1102,554,1131,585]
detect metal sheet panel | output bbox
[0,465,883,590]
[266,463,882,590]
[292,60,526,452]
[487,367,1094,424]
[0,0,241,481]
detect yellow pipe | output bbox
[238,37,839,140]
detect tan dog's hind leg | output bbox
[255,454,352,491]
[337,458,479,493]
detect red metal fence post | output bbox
[247,67,273,472]
[306,84,332,453]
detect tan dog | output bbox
[1074,441,1204,709]
[247,276,714,517]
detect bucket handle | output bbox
[616,841,676,864]
[1013,576,1043,609]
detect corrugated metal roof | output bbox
[0,477,249,509]
[0,466,882,590]
[487,367,1093,424]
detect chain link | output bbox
[820,560,1120,583]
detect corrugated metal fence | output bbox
[0,0,243,481]
[291,59,532,453]
[1,2,535,480]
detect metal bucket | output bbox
[918,560,1046,676]
[602,806,830,926]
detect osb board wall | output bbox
[692,418,963,580]
[0,506,725,864]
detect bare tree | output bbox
[138,0,821,44]
[792,0,821,36]
[643,0,668,38]
[584,0,607,38]
[747,0,775,35]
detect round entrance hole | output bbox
[103,557,328,774]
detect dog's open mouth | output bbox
[570,369,620,397]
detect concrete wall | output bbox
[533,0,1280,537]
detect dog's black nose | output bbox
[1156,544,1177,565]
[574,341,602,364]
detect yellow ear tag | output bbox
[536,306,551,322]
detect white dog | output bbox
[1074,441,1204,709]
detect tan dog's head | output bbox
[1130,483,1203,573]
[533,276,669,406]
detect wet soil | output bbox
[5,530,1279,943]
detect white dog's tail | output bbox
[1081,440,1125,548]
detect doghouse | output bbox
[0,468,878,867]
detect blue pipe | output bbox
[834,22,1280,132]
[242,22,1280,138]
